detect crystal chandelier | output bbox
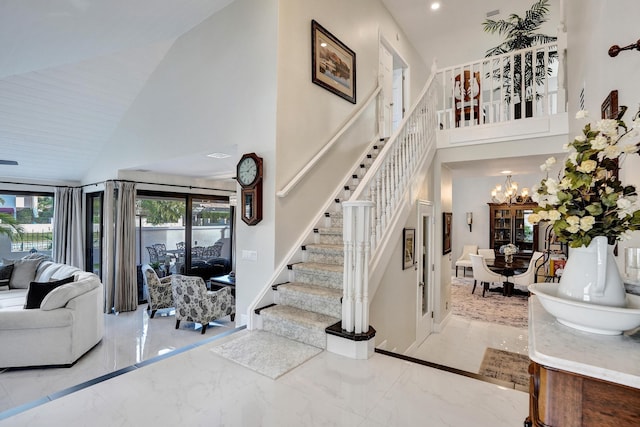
[490,175,530,205]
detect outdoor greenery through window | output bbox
[0,193,55,258]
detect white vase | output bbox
[558,236,627,307]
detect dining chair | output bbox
[455,244,478,277]
[512,251,545,292]
[470,254,504,297]
[478,248,496,260]
[454,70,481,127]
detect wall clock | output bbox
[236,153,263,225]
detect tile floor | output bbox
[0,305,237,414]
[0,299,530,425]
[410,315,528,374]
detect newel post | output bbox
[326,200,376,359]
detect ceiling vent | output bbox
[0,160,18,165]
[486,9,500,17]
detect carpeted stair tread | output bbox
[279,282,342,298]
[316,227,342,235]
[305,243,343,251]
[260,305,339,348]
[292,262,343,274]
[278,282,342,318]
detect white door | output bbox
[379,44,393,138]
[416,201,434,344]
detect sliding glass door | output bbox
[135,192,232,281]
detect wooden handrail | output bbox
[276,85,381,198]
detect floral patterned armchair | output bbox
[142,265,174,318]
[171,274,235,334]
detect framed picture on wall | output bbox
[311,20,356,104]
[443,212,452,255]
[403,228,415,270]
[601,90,619,120]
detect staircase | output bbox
[255,143,385,349]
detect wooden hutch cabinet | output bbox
[488,202,539,254]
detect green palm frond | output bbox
[0,212,23,240]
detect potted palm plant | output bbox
[482,0,557,119]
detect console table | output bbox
[526,296,640,426]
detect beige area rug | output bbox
[479,347,530,388]
[210,330,322,379]
[451,277,528,328]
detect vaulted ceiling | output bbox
[0,0,234,183]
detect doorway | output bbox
[379,38,408,138]
[416,201,434,344]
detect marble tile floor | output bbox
[0,304,238,414]
[0,334,529,426]
[409,315,528,374]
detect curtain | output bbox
[114,182,137,312]
[102,182,116,313]
[102,181,138,313]
[52,187,84,268]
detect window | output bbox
[0,192,54,259]
[86,192,103,275]
[135,191,232,281]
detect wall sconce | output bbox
[466,212,473,232]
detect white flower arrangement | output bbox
[499,243,519,256]
[529,108,640,248]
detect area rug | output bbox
[450,277,528,328]
[479,347,530,388]
[210,330,322,379]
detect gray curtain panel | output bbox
[53,187,85,268]
[113,181,138,313]
[102,181,116,313]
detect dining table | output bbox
[485,257,530,297]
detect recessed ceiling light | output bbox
[501,170,512,174]
[207,152,231,159]
[0,160,18,165]
[430,2,440,11]
[320,42,327,47]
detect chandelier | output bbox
[490,175,530,205]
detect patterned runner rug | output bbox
[451,277,528,328]
[210,330,322,379]
[479,347,530,388]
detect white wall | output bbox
[566,0,640,270]
[83,0,279,321]
[421,0,562,70]
[369,214,418,352]
[274,0,429,263]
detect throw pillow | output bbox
[24,276,76,309]
[0,264,14,291]
[2,258,43,289]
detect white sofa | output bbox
[0,258,104,368]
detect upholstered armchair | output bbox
[171,274,235,334]
[142,265,174,318]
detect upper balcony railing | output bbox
[435,42,565,130]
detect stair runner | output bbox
[257,142,384,349]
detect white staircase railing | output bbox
[342,70,439,334]
[435,41,565,129]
